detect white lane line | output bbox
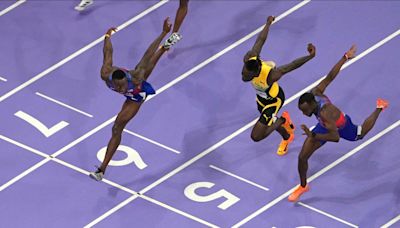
[51,158,138,195]
[297,202,358,228]
[0,76,7,82]
[381,214,400,228]
[209,165,270,192]
[35,92,93,118]
[84,118,258,226]
[0,134,52,192]
[0,0,169,103]
[139,194,219,228]
[0,134,51,191]
[123,129,180,154]
[84,195,139,228]
[140,120,258,195]
[52,160,218,228]
[232,120,400,227]
[0,0,25,17]
[0,134,48,158]
[0,158,50,192]
[51,118,114,158]
[0,135,216,227]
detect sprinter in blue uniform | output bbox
[90,1,188,181]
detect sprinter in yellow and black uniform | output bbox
[241,16,316,155]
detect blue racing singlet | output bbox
[106,68,156,102]
[314,95,346,128]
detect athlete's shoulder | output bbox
[319,104,335,121]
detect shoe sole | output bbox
[89,173,102,181]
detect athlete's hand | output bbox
[345,45,357,59]
[267,16,275,25]
[307,43,316,57]
[163,17,172,34]
[106,27,117,36]
[301,124,313,137]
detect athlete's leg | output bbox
[275,125,290,140]
[276,111,295,155]
[163,0,188,49]
[101,100,141,172]
[143,47,167,81]
[251,96,283,141]
[288,136,323,202]
[298,137,323,187]
[90,100,142,181]
[359,98,389,138]
[251,117,285,142]
[172,0,188,33]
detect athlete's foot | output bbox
[75,0,94,11]
[376,98,389,111]
[277,133,294,156]
[288,184,309,202]
[163,32,182,50]
[89,166,104,181]
[281,111,295,134]
[277,111,295,156]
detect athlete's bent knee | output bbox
[251,132,263,142]
[298,153,308,163]
[111,122,125,136]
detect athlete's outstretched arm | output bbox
[267,43,316,85]
[312,45,356,95]
[100,27,117,81]
[251,16,275,56]
[135,17,171,71]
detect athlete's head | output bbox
[242,51,261,82]
[298,92,317,117]
[112,69,128,94]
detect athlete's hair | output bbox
[299,92,315,105]
[112,69,125,80]
[244,58,261,72]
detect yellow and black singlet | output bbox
[249,57,285,126]
[249,56,280,99]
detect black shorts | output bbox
[256,87,285,126]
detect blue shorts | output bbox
[312,115,362,145]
